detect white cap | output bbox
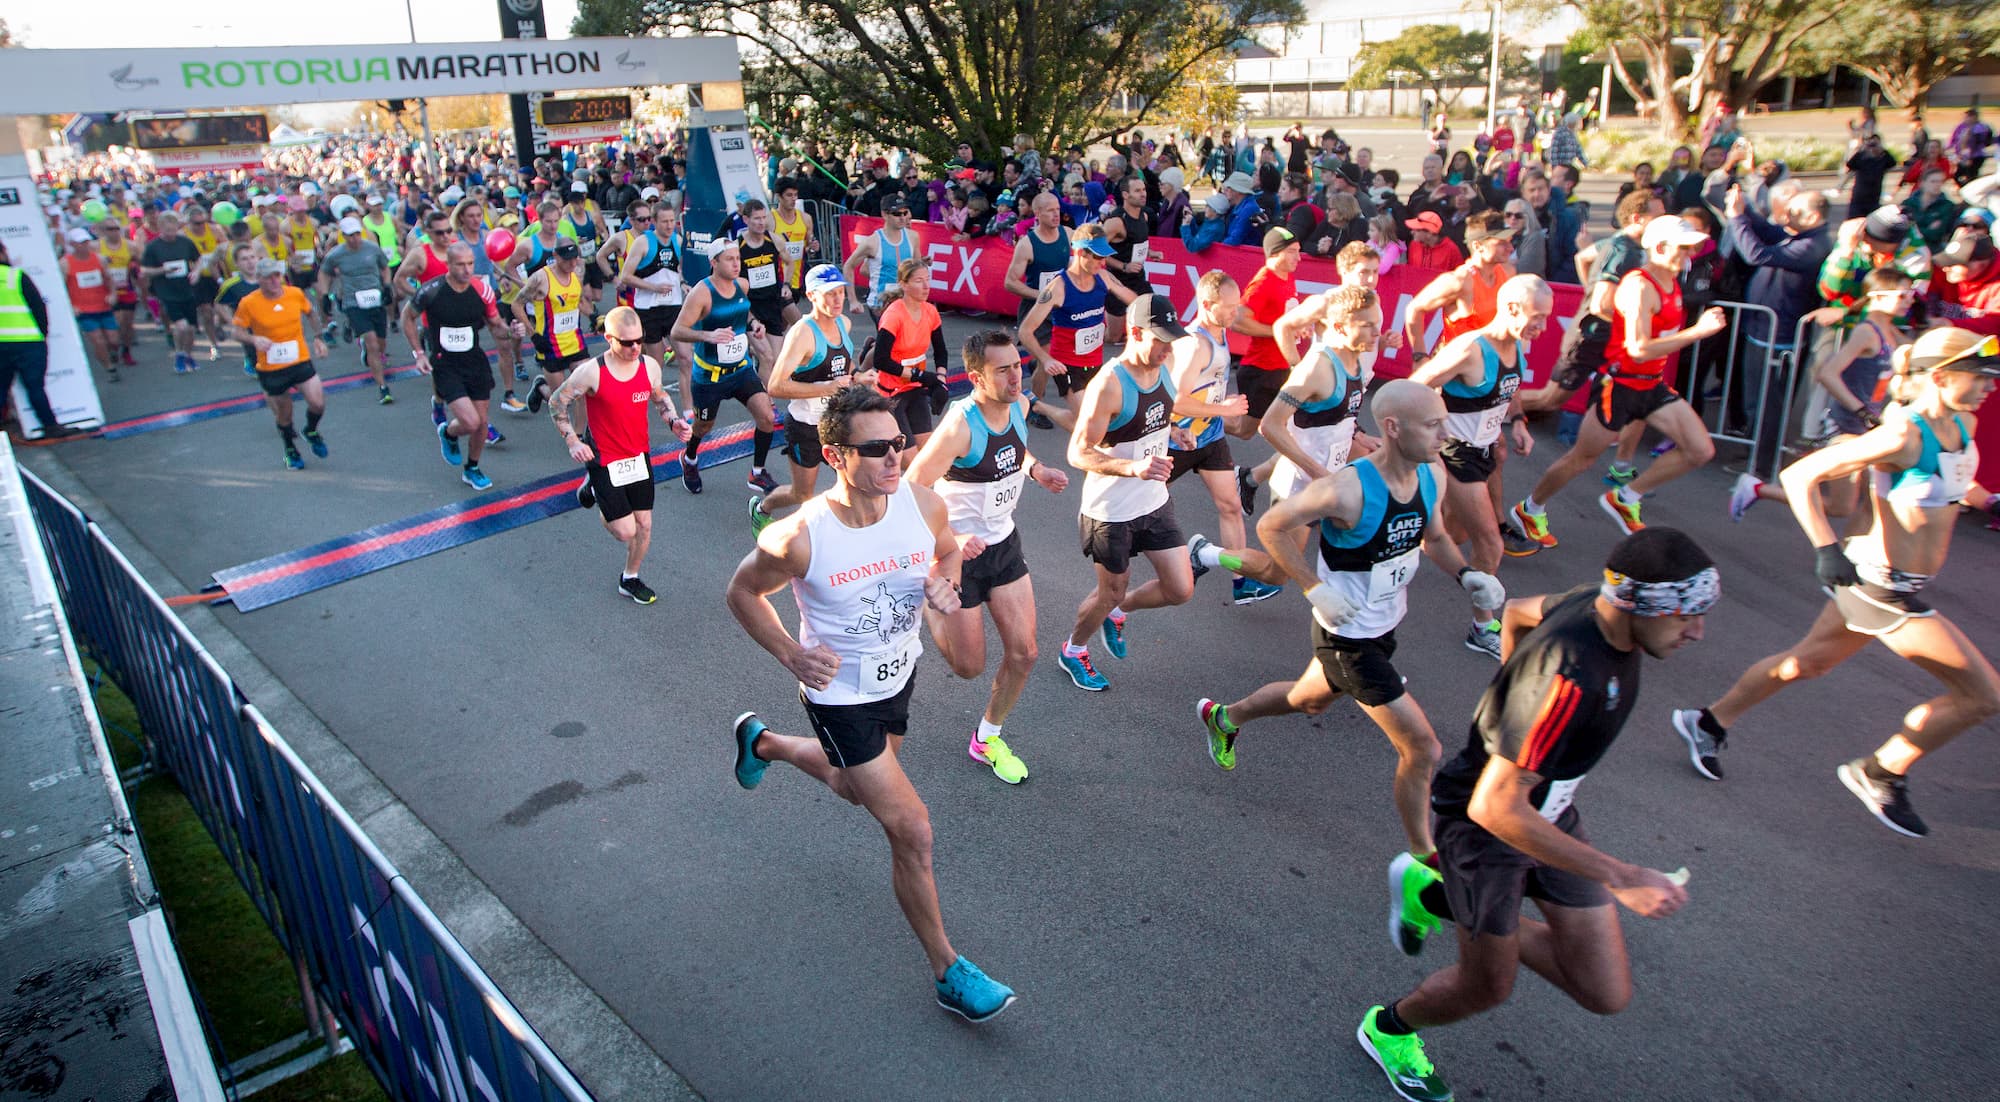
[254,194,279,206]
[440,185,465,204]
[640,186,662,200]
[338,216,364,234]
[1641,216,1709,250]
[570,180,588,194]
[365,194,384,206]
[300,181,320,196]
[703,237,736,259]
[66,227,94,243]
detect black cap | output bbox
[1863,206,1912,245]
[880,194,911,213]
[553,241,582,260]
[1936,233,1997,269]
[1129,293,1189,341]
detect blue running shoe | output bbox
[1232,577,1282,605]
[438,422,462,465]
[1098,615,1128,659]
[1058,649,1108,692]
[461,463,493,491]
[303,429,328,459]
[487,425,505,446]
[431,400,447,426]
[935,957,1016,1023]
[732,712,769,790]
[283,445,305,471]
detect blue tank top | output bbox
[1440,337,1524,446]
[1051,269,1107,343]
[1293,345,1366,429]
[1019,226,1071,320]
[1829,321,1895,437]
[694,277,753,379]
[872,228,912,299]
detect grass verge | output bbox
[88,660,387,1101]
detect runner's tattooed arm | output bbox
[546,362,594,441]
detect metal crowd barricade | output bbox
[1683,300,1781,451]
[16,467,594,1102]
[803,198,852,266]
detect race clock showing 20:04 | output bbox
[539,96,633,127]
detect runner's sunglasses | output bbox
[833,436,908,457]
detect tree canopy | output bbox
[1803,0,2000,109]
[571,0,1301,161]
[1346,25,1501,114]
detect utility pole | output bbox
[1486,2,1502,132]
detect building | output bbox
[1229,1,1583,118]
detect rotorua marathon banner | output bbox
[840,214,1587,391]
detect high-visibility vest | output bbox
[0,266,44,342]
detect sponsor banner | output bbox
[0,176,106,434]
[147,144,266,174]
[0,37,742,115]
[680,125,767,287]
[839,214,1587,388]
[544,123,624,146]
[499,0,552,169]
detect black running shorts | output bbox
[800,676,916,769]
[255,361,318,396]
[1312,621,1406,707]
[1432,809,1612,938]
[1079,501,1184,574]
[959,529,1029,609]
[1440,439,1497,484]
[1169,436,1235,483]
[585,454,656,522]
[1592,376,1682,431]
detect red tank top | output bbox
[584,354,654,464]
[64,254,113,314]
[418,243,449,283]
[1605,268,1682,390]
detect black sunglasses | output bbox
[606,334,644,348]
[834,435,908,458]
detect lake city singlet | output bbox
[1270,345,1367,500]
[1080,361,1176,523]
[1314,459,1439,640]
[937,397,1032,544]
[1441,336,1524,448]
[784,315,855,423]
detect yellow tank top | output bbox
[288,220,319,268]
[184,224,220,258]
[772,205,810,286]
[100,238,134,297]
[541,268,585,355]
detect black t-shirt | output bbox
[1431,586,1644,821]
[141,237,203,302]
[409,276,496,370]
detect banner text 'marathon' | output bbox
[180,51,603,90]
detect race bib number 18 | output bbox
[1366,547,1419,604]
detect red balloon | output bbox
[484,229,518,263]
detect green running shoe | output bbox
[1388,853,1444,956]
[1197,698,1237,771]
[1357,1006,1453,1102]
[749,496,773,534]
[969,733,1028,784]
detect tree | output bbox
[1556,2,1840,137]
[570,0,1301,163]
[1346,25,1504,114]
[1152,52,1240,136]
[1806,0,2000,110]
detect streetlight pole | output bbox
[1486,1,1502,132]
[404,0,437,179]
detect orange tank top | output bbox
[1442,263,1507,340]
[64,254,113,314]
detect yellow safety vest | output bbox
[0,266,44,342]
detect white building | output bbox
[1229,1,1584,118]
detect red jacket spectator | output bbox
[1931,235,2000,335]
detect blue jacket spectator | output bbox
[1181,193,1232,252]
[1182,172,1263,252]
[1730,196,1834,342]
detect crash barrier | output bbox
[18,467,595,1102]
[801,198,851,272]
[836,214,1589,391]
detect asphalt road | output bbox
[26,290,2000,1102]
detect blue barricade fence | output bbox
[18,467,593,1102]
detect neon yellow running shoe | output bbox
[1197,698,1237,771]
[1388,853,1444,956]
[1357,1006,1453,1102]
[969,733,1028,784]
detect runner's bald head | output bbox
[1498,274,1553,310]
[1370,378,1442,427]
